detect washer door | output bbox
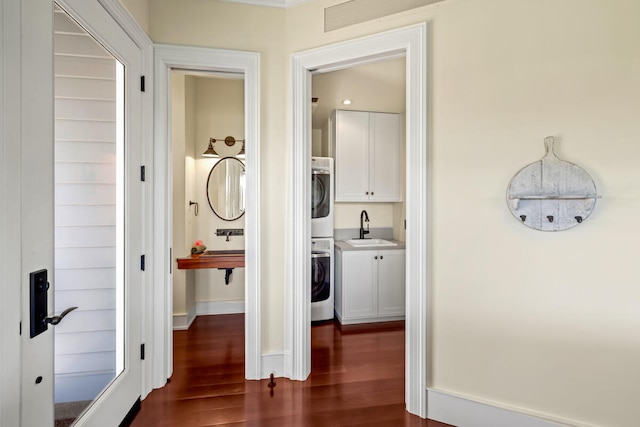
[311,171,330,219]
[311,252,331,302]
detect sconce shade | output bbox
[202,138,220,157]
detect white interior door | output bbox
[18,1,56,425]
[17,1,144,426]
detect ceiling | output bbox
[217,0,313,8]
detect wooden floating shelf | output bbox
[177,250,245,270]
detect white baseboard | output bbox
[172,304,197,331]
[174,301,245,330]
[426,389,579,427]
[261,352,285,379]
[196,300,245,315]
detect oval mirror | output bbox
[206,157,246,221]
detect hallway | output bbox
[130,314,450,426]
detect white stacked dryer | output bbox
[311,157,334,238]
[311,157,334,321]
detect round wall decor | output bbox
[506,136,598,231]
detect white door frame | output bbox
[287,23,429,417]
[64,0,156,405]
[95,0,155,401]
[2,1,33,425]
[153,44,262,383]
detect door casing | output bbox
[153,44,262,383]
[287,23,429,417]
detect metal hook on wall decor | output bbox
[189,201,198,216]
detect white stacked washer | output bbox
[311,238,334,321]
[311,157,334,321]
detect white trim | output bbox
[261,352,285,379]
[288,23,428,417]
[196,300,245,316]
[1,2,22,426]
[19,1,55,425]
[337,315,405,325]
[97,0,154,400]
[154,44,261,382]
[172,304,198,330]
[426,389,580,427]
[174,300,246,330]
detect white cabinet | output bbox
[331,110,402,202]
[335,248,405,325]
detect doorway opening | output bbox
[153,45,261,385]
[170,69,247,332]
[309,53,407,390]
[288,23,429,417]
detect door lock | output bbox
[30,269,77,338]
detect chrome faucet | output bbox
[359,210,370,239]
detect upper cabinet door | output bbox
[334,110,370,202]
[332,110,403,202]
[370,112,402,202]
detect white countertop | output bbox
[334,239,406,252]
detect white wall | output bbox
[118,0,149,34]
[149,1,640,426]
[193,76,246,305]
[53,7,118,403]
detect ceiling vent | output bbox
[325,0,446,32]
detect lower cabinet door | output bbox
[343,251,378,318]
[377,250,406,316]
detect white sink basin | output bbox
[345,238,397,247]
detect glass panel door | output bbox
[53,4,125,424]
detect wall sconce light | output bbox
[202,138,220,157]
[238,140,245,158]
[203,136,245,158]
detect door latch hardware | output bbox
[30,269,78,338]
[30,269,49,338]
[44,307,78,325]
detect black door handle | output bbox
[30,269,78,338]
[45,307,78,325]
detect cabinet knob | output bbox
[380,255,383,259]
[366,191,369,195]
[371,192,374,195]
[374,256,378,259]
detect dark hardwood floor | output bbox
[130,314,451,426]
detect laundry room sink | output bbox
[345,239,397,247]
